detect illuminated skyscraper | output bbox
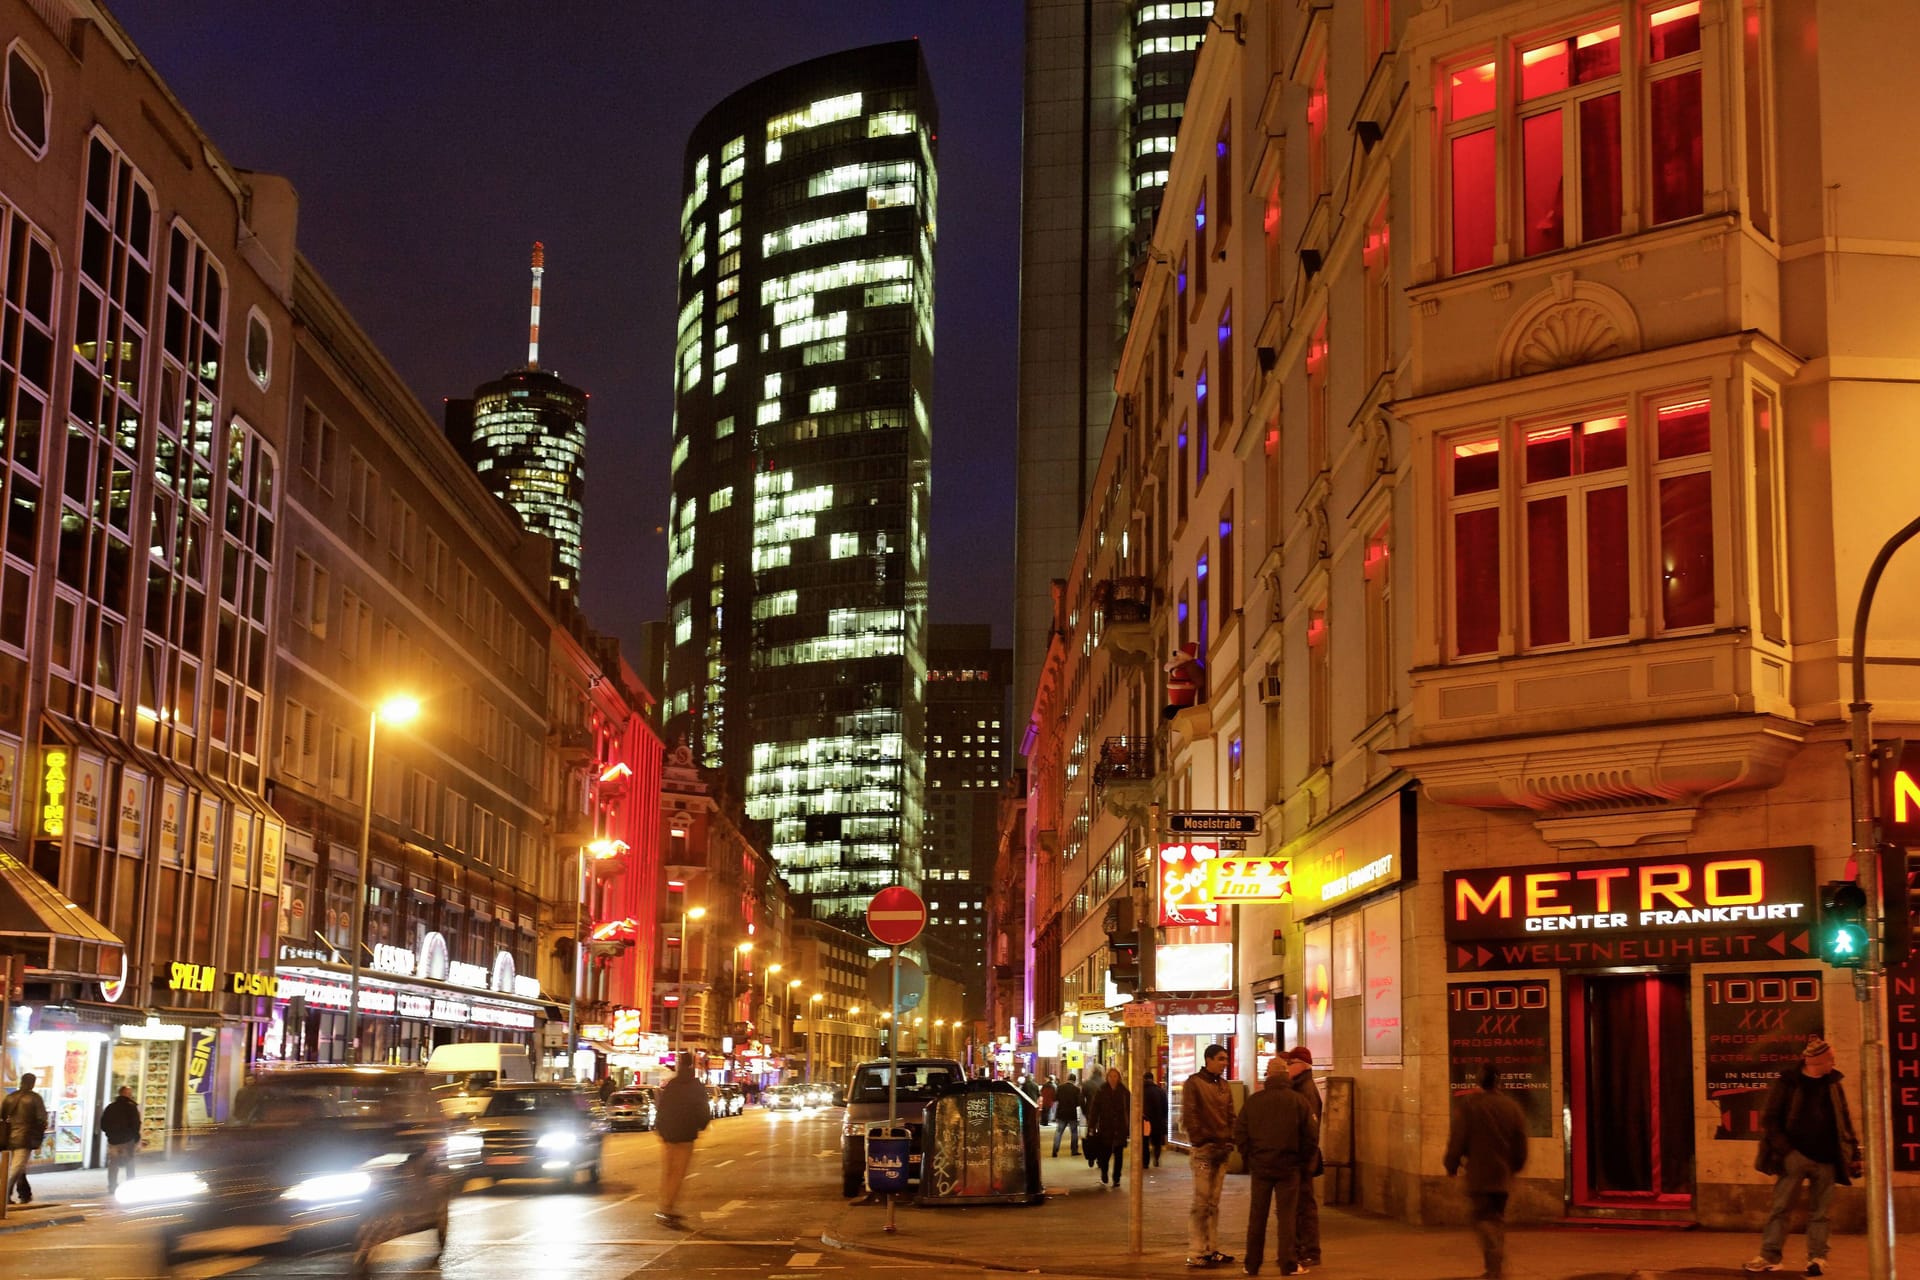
[664,42,937,931]
[462,244,590,600]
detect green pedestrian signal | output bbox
[1818,880,1869,968]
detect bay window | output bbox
[1442,2,1705,275]
[1443,392,1717,659]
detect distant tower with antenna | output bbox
[456,242,592,601]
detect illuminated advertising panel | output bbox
[1205,857,1291,903]
[1159,841,1220,926]
[1444,846,1817,971]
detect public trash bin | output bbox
[916,1079,1044,1205]
[866,1125,912,1196]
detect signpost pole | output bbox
[887,941,900,1234]
[1128,801,1162,1256]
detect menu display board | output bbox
[1447,979,1552,1137]
[1703,970,1824,1141]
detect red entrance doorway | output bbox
[1567,972,1694,1214]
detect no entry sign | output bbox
[867,886,927,947]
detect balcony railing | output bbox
[1097,576,1153,625]
[1092,735,1153,790]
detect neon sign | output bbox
[39,749,66,836]
[1207,857,1293,903]
[1159,842,1221,925]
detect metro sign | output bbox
[1207,857,1292,903]
[1882,742,1920,845]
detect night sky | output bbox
[112,2,1024,660]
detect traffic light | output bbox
[1885,843,1920,967]
[1819,880,1869,968]
[1103,897,1141,994]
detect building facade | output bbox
[0,0,298,1161]
[1013,0,1920,1230]
[663,43,938,933]
[1014,0,1214,726]
[921,623,1011,1015]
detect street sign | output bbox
[866,886,927,947]
[1169,810,1261,836]
[1882,741,1920,845]
[1075,993,1111,1014]
[866,955,925,1010]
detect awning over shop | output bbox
[0,849,125,982]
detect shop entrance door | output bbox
[1567,972,1694,1214]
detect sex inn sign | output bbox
[1444,846,1816,972]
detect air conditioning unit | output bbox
[1259,676,1283,704]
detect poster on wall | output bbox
[1703,970,1825,1141]
[1332,913,1362,999]
[184,1028,217,1127]
[1447,979,1552,1137]
[228,809,253,885]
[1888,952,1919,1172]
[1301,921,1333,1066]
[117,769,148,857]
[1362,896,1403,1065]
[158,784,184,864]
[194,796,220,875]
[260,822,282,897]
[71,753,104,844]
[0,734,18,832]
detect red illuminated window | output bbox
[1263,179,1284,304]
[1364,523,1392,720]
[1362,207,1391,380]
[1306,320,1330,475]
[1367,0,1392,64]
[1523,416,1629,647]
[1654,399,1713,629]
[1263,416,1281,547]
[1647,3,1704,225]
[1448,436,1502,656]
[1307,603,1331,767]
[1307,63,1329,197]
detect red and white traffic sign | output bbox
[866,886,927,948]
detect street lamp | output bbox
[346,694,420,1063]
[761,963,782,1058]
[807,992,825,1084]
[675,905,706,1057]
[726,940,753,1079]
[785,979,801,1081]
[568,836,627,1077]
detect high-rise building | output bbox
[922,625,1011,1018]
[664,43,938,933]
[1014,1,1211,729]
[460,245,590,601]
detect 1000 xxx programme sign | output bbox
[1445,847,1815,972]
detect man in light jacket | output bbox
[1181,1044,1236,1269]
[1445,1063,1531,1280]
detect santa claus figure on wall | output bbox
[1163,643,1204,719]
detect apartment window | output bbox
[329,725,356,798]
[5,41,49,158]
[281,697,319,783]
[290,552,329,638]
[1307,604,1331,768]
[346,451,378,530]
[1306,320,1329,475]
[1174,257,1189,363]
[1364,524,1392,720]
[1751,388,1783,643]
[1444,3,1703,275]
[1228,735,1244,810]
[1262,418,1281,550]
[1197,546,1211,654]
[1192,192,1208,306]
[388,496,417,569]
[1263,178,1284,305]
[299,404,335,488]
[1194,364,1210,483]
[1740,0,1773,238]
[1367,0,1393,63]
[1177,585,1190,650]
[1218,498,1235,620]
[1215,304,1233,443]
[1444,393,1716,658]
[1307,63,1329,197]
[1175,420,1190,524]
[1214,113,1232,234]
[1362,207,1391,381]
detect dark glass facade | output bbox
[665,42,937,932]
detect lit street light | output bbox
[568,835,628,1076]
[785,979,802,1082]
[807,992,825,1084]
[726,940,753,1079]
[347,694,420,1062]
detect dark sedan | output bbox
[114,1066,466,1279]
[465,1083,605,1185]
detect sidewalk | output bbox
[822,1145,1873,1279]
[0,1166,106,1234]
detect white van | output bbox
[426,1042,535,1118]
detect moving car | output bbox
[465,1083,605,1185]
[762,1084,801,1111]
[114,1066,465,1279]
[719,1084,746,1116]
[839,1057,965,1197]
[605,1088,655,1131]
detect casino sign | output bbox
[1444,846,1816,972]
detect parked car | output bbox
[606,1088,656,1131]
[465,1083,605,1185]
[839,1057,965,1197]
[114,1066,467,1279]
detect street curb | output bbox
[0,1212,85,1235]
[820,1230,1104,1277]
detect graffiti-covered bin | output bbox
[917,1079,1043,1205]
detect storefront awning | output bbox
[0,850,125,983]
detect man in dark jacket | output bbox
[1744,1037,1861,1275]
[1235,1057,1318,1276]
[1083,1065,1107,1166]
[1089,1073,1132,1186]
[1052,1072,1084,1157]
[1182,1044,1236,1269]
[1284,1049,1325,1268]
[1142,1070,1169,1168]
[1445,1063,1531,1280]
[0,1073,47,1213]
[653,1053,712,1228]
[99,1086,142,1192]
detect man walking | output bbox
[1236,1056,1318,1276]
[1089,1070,1132,1186]
[1083,1065,1106,1167]
[1039,1073,1057,1126]
[1182,1043,1236,1269]
[1051,1072,1083,1157]
[653,1052,712,1228]
[1444,1063,1531,1279]
[1142,1069,1168,1168]
[1744,1036,1862,1275]
[99,1086,142,1194]
[1284,1049,1325,1269]
[0,1072,47,1214]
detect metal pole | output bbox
[567,846,582,1080]
[1129,800,1160,1256]
[345,710,379,1064]
[1845,514,1920,1280]
[888,946,900,1126]
[728,954,738,1081]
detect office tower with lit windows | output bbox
[1015,0,1211,729]
[922,625,1010,1013]
[664,43,937,932]
[462,244,590,601]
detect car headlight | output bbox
[282,1171,372,1203]
[536,1131,577,1152]
[447,1132,484,1159]
[115,1173,208,1207]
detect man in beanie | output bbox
[1744,1036,1861,1275]
[1445,1063,1530,1279]
[1235,1055,1318,1276]
[1182,1044,1236,1268]
[1284,1049,1325,1269]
